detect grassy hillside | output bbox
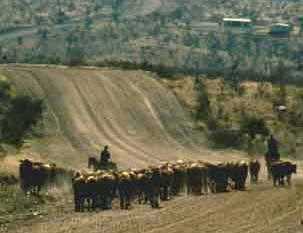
[164,76,303,158]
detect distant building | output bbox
[270,23,292,35]
[222,18,252,29]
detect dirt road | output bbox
[5,164,303,233]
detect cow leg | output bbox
[92,195,97,211]
[120,194,127,210]
[107,194,113,210]
[267,163,272,181]
[152,193,159,208]
[273,175,277,187]
[86,198,91,211]
[120,196,124,209]
[155,193,160,208]
[126,194,131,209]
[162,186,168,201]
[150,192,158,208]
[144,189,149,204]
[80,197,85,212]
[280,176,285,186]
[149,192,154,208]
[139,191,144,204]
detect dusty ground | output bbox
[1,161,303,233]
[0,64,302,233]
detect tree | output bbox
[0,78,45,148]
[17,37,23,46]
[194,77,210,120]
[0,94,45,147]
[239,116,269,139]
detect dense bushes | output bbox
[208,116,269,150]
[0,79,45,148]
[239,116,269,139]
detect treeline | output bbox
[94,59,302,85]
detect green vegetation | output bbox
[0,78,45,149]
[0,0,302,85]
[171,77,303,157]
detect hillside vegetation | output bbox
[1,0,303,85]
[165,76,303,158]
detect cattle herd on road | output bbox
[18,158,297,212]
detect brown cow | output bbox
[171,161,186,195]
[72,173,87,212]
[135,170,150,204]
[96,171,117,210]
[206,162,229,193]
[19,159,70,195]
[118,171,133,209]
[19,159,54,195]
[147,165,161,208]
[72,170,117,212]
[159,163,174,201]
[186,162,208,195]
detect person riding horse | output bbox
[265,134,280,180]
[100,145,111,167]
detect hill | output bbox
[0,65,303,233]
[0,64,221,169]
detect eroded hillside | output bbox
[0,64,218,169]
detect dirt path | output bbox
[5,166,303,233]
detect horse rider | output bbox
[100,145,111,167]
[267,134,280,162]
[264,134,280,180]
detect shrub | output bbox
[210,128,241,148]
[194,77,210,120]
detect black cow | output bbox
[271,161,297,187]
[249,160,261,183]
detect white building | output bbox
[222,18,252,29]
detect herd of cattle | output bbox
[19,159,72,195]
[18,158,297,212]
